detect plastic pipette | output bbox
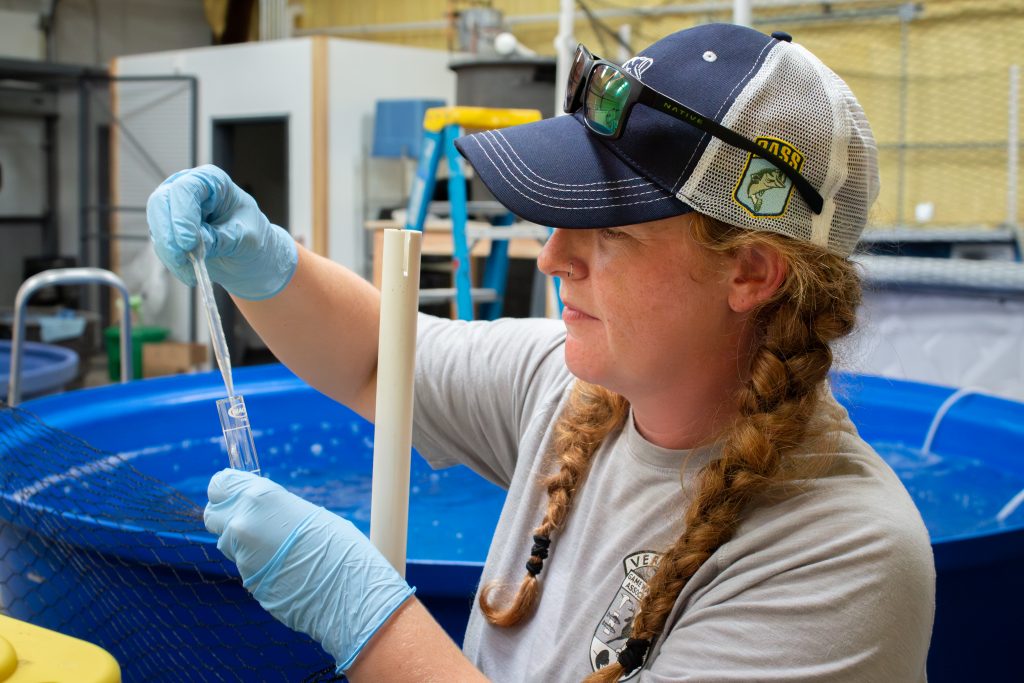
[189,240,261,475]
[189,239,233,398]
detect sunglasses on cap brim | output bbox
[564,44,824,215]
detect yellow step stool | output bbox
[0,614,120,682]
[421,105,541,133]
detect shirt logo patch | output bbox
[733,136,804,217]
[590,550,661,679]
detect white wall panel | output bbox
[113,38,455,341]
[326,39,454,271]
[114,40,314,342]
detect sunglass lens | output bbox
[564,46,588,113]
[584,64,631,136]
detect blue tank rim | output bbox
[0,499,481,596]
[15,363,304,427]
[6,365,487,592]
[0,340,79,400]
[11,365,1024,570]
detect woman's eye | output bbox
[600,228,627,240]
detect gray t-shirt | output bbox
[412,314,935,682]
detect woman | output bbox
[149,23,935,682]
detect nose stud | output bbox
[567,261,574,280]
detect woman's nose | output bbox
[537,228,575,279]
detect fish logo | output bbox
[622,56,653,80]
[733,136,805,217]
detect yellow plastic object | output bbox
[0,614,120,682]
[422,106,542,133]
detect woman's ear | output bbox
[727,243,787,313]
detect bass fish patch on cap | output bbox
[733,137,805,217]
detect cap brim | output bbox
[454,114,692,229]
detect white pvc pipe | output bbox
[997,487,1024,524]
[617,24,632,63]
[1007,65,1019,244]
[369,229,422,577]
[295,0,895,37]
[921,386,978,456]
[553,0,576,118]
[733,0,752,26]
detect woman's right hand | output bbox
[146,165,298,300]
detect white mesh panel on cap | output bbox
[819,47,880,254]
[677,40,879,257]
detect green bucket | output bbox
[103,325,169,381]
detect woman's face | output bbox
[537,215,744,402]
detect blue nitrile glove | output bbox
[146,165,298,300]
[204,469,415,671]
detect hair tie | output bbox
[525,534,551,576]
[616,638,651,674]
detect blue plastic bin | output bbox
[371,99,446,158]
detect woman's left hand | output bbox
[204,469,415,672]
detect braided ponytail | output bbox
[584,214,860,681]
[478,381,629,625]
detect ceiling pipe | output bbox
[293,0,905,38]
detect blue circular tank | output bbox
[4,365,1022,682]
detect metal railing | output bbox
[8,268,133,406]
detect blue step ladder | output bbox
[404,106,547,321]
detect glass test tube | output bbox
[216,395,261,475]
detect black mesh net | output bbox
[0,403,344,682]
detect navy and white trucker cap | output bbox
[454,23,879,257]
